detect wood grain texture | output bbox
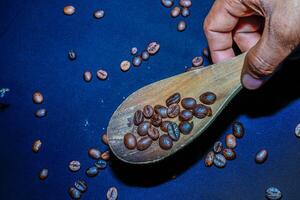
[107,53,246,164]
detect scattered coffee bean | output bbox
[206,105,213,117]
[102,133,108,145]
[179,121,193,134]
[69,160,81,172]
[147,127,160,140]
[32,91,43,104]
[64,5,75,16]
[69,187,82,200]
[132,56,142,67]
[133,110,144,125]
[68,50,76,60]
[255,149,268,164]
[161,0,174,8]
[213,141,223,153]
[101,151,110,161]
[35,108,47,118]
[159,134,173,150]
[160,120,171,132]
[86,166,99,177]
[137,121,151,136]
[225,134,237,149]
[203,47,209,57]
[193,104,208,119]
[213,154,226,168]
[199,91,217,105]
[83,71,92,82]
[94,10,105,19]
[39,168,48,180]
[74,180,88,193]
[192,56,203,67]
[232,121,245,138]
[177,20,186,32]
[143,105,154,119]
[181,7,190,17]
[120,60,131,72]
[170,6,181,18]
[222,148,236,160]
[97,69,108,80]
[167,103,180,118]
[205,151,215,167]
[166,92,181,106]
[95,159,107,169]
[88,148,101,160]
[295,123,300,138]
[147,42,160,55]
[32,139,42,153]
[179,0,192,8]
[141,50,150,61]
[107,187,118,200]
[151,113,162,127]
[154,105,168,118]
[123,133,137,149]
[130,47,138,55]
[179,110,193,121]
[265,187,282,200]
[167,122,180,141]
[181,97,196,109]
[137,136,152,151]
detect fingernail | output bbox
[242,73,263,90]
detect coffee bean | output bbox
[177,20,186,32]
[83,71,92,82]
[199,91,217,105]
[181,7,190,17]
[32,139,42,153]
[213,141,223,153]
[160,120,171,132]
[255,149,268,164]
[94,10,105,19]
[203,47,209,57]
[205,151,215,167]
[213,154,226,168]
[295,123,300,138]
[222,148,236,160]
[69,187,82,200]
[179,0,192,7]
[102,133,108,145]
[148,127,160,140]
[86,166,99,177]
[32,91,43,104]
[35,108,47,118]
[123,133,137,149]
[206,105,213,117]
[167,122,180,141]
[68,50,76,60]
[161,0,174,8]
[95,159,107,169]
[143,105,154,119]
[69,160,81,172]
[166,92,181,106]
[170,6,181,18]
[137,136,152,151]
[154,105,168,118]
[181,97,196,109]
[179,110,193,121]
[192,56,203,67]
[101,151,110,161]
[225,134,237,149]
[232,121,245,138]
[39,168,48,180]
[193,104,208,119]
[107,187,118,200]
[179,121,193,134]
[74,180,88,193]
[167,103,180,118]
[147,42,160,55]
[159,134,173,150]
[132,56,142,67]
[88,148,101,160]
[265,187,282,200]
[130,47,138,55]
[120,60,131,72]
[97,69,108,80]
[151,113,162,127]
[133,110,144,125]
[141,50,150,61]
[137,121,151,136]
[64,5,75,15]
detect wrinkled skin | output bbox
[204,0,300,90]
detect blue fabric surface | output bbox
[1,0,300,199]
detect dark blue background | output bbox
[1,0,300,199]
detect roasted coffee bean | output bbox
[154,105,168,118]
[167,122,180,141]
[143,105,154,119]
[213,154,226,168]
[222,148,236,160]
[205,151,215,167]
[213,141,223,153]
[130,47,138,55]
[225,134,237,149]
[83,71,92,82]
[166,92,181,106]
[177,20,186,32]
[181,7,190,17]
[88,148,101,160]
[120,60,131,72]
[181,97,196,109]
[265,187,282,200]
[159,135,173,150]
[147,127,160,140]
[35,108,47,118]
[295,123,300,138]
[101,151,110,161]
[167,103,180,118]
[69,160,81,172]
[94,10,105,19]
[151,113,162,127]
[69,187,81,200]
[147,42,160,55]
[132,56,142,67]
[160,120,171,132]
[32,139,42,153]
[203,47,209,57]
[102,133,108,145]
[179,0,192,7]
[133,110,144,125]
[193,104,208,119]
[64,5,75,15]
[39,168,48,180]
[199,91,217,105]
[192,56,203,67]
[32,91,43,104]
[179,110,193,121]
[68,50,76,60]
[136,136,152,151]
[255,149,268,164]
[141,50,150,61]
[206,105,213,117]
[97,69,108,80]
[179,121,193,134]
[170,6,181,18]
[86,166,99,177]
[161,0,174,8]
[107,187,118,200]
[123,133,137,149]
[232,121,245,138]
[95,159,107,169]
[137,122,151,136]
[74,180,87,193]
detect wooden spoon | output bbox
[107,53,246,164]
